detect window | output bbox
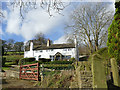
[40,50,43,52]
[68,49,72,51]
[63,49,67,51]
[50,55,54,61]
[65,55,71,59]
[51,49,54,51]
[39,55,41,58]
[35,51,39,53]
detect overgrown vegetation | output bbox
[107,1,120,63]
[107,1,120,87]
[43,64,74,70]
[40,60,73,64]
[39,70,74,88]
[19,57,35,65]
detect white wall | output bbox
[24,48,76,60]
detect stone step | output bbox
[81,80,92,83]
[80,75,92,77]
[81,83,92,87]
[81,77,92,80]
[80,72,92,75]
[70,81,79,88]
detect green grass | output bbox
[6,51,24,55]
[2,66,11,70]
[5,62,16,65]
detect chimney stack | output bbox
[47,39,50,47]
[30,40,33,51]
[74,36,79,61]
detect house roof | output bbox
[25,43,75,51]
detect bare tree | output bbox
[33,32,47,45]
[65,2,114,54]
[6,0,70,19]
[14,42,24,53]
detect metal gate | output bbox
[19,63,39,81]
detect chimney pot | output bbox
[47,39,50,47]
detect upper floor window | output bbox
[40,50,43,52]
[68,49,72,51]
[63,49,67,51]
[51,49,54,51]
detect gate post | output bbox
[19,65,22,80]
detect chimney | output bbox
[30,40,33,51]
[47,39,50,47]
[74,36,79,61]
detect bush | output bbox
[39,58,51,62]
[49,60,73,64]
[38,60,73,64]
[4,55,23,62]
[69,58,76,61]
[19,57,36,65]
[43,64,74,70]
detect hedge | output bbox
[39,60,73,64]
[19,57,35,65]
[43,64,74,70]
[3,55,23,62]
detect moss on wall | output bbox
[92,54,107,88]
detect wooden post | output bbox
[37,63,39,81]
[19,65,22,80]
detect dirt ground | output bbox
[2,78,40,88]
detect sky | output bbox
[1,0,115,44]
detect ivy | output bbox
[107,1,120,63]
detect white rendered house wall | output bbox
[24,48,76,60]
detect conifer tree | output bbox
[107,1,120,63]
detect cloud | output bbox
[6,6,64,40]
[0,28,3,35]
[54,35,68,44]
[6,7,21,35]
[20,9,63,40]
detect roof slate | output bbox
[25,43,75,51]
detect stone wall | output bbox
[75,61,93,88]
[0,70,19,79]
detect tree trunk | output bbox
[95,40,98,51]
[88,40,93,54]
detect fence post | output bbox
[37,63,39,81]
[40,64,44,82]
[19,65,22,80]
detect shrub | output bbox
[43,64,74,70]
[69,57,76,61]
[38,60,73,64]
[107,1,120,63]
[4,55,23,62]
[39,58,51,62]
[49,60,73,64]
[19,57,35,65]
